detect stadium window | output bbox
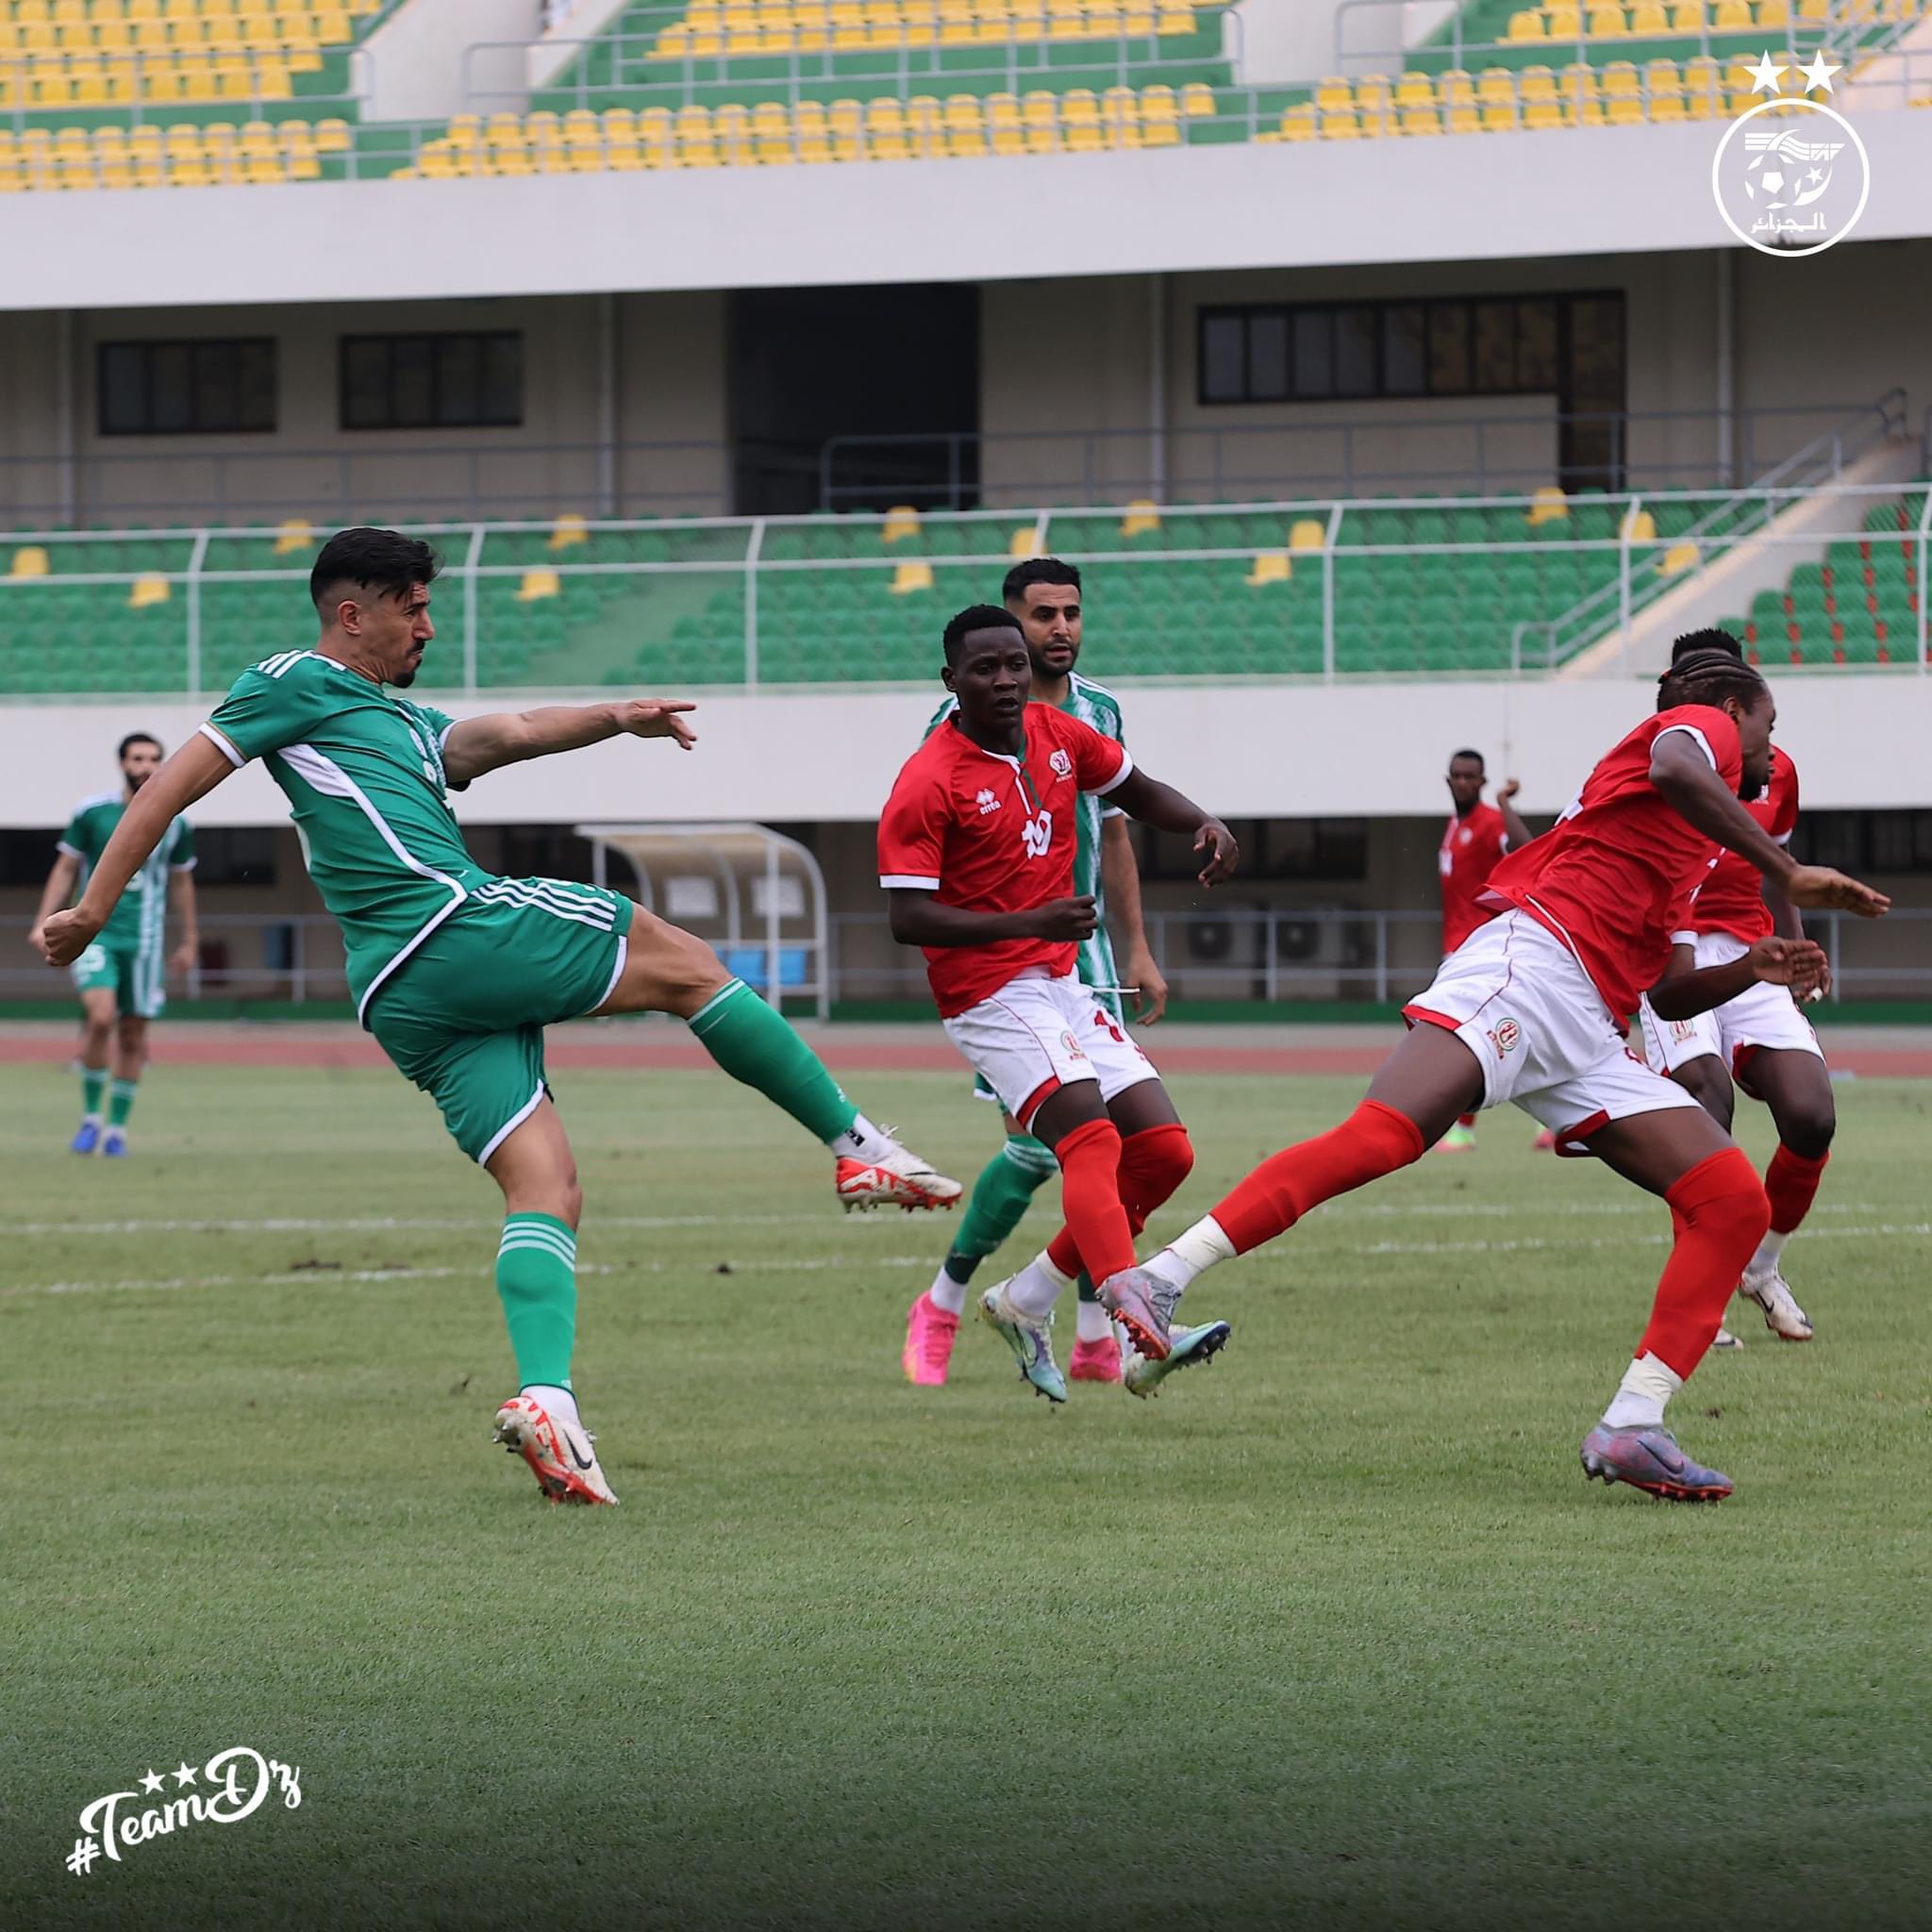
[339,332,523,431]
[1426,302,1471,394]
[1472,301,1517,394]
[1248,313,1291,402]
[1382,306,1426,397]
[1200,313,1246,403]
[1518,299,1559,391]
[0,827,58,886]
[1291,310,1334,400]
[1335,307,1378,400]
[191,826,277,887]
[97,339,276,437]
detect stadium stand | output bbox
[7,485,1922,693]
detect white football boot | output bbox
[491,1394,619,1506]
[1740,1268,1813,1341]
[835,1130,962,1213]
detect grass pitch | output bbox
[3,1050,1930,1930]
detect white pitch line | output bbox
[1353,1222,1932,1257]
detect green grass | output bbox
[4,1058,1930,1928]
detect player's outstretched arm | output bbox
[1649,735,1888,918]
[441,699,696,784]
[1105,769,1238,887]
[1647,936,1828,1022]
[38,736,236,966]
[1495,778,1534,851]
[26,849,80,958]
[887,889,1096,950]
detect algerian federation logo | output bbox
[1710,58,1868,259]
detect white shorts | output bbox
[1407,910,1704,1150]
[941,966,1159,1128]
[1635,931,1824,1082]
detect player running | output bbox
[39,527,960,1509]
[1435,748,1530,1153]
[880,605,1238,1405]
[1094,648,1888,1504]
[28,732,198,1157]
[1638,630,1834,1348]
[903,558,1170,1392]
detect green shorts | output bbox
[71,940,165,1021]
[366,877,632,1164]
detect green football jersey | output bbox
[59,791,193,955]
[924,671,1127,1009]
[203,649,491,1024]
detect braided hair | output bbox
[1657,646,1767,714]
[1670,626,1745,665]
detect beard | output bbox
[391,664,419,689]
[125,770,151,791]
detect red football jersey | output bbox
[1440,800,1511,955]
[1683,747,1799,944]
[878,703,1133,1017]
[1478,704,1743,1025]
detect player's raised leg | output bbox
[483,1097,618,1506]
[1736,1047,1835,1341]
[594,902,959,1212]
[71,985,115,1154]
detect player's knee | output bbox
[1124,1121,1193,1199]
[665,934,733,1016]
[84,1015,114,1050]
[1687,1149,1772,1247]
[1780,1107,1835,1161]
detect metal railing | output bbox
[7,906,1927,1006]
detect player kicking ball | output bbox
[1638,630,1834,1347]
[879,605,1238,1404]
[1095,649,1888,1502]
[40,527,960,1508]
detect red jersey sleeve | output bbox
[1062,714,1133,795]
[1654,704,1742,790]
[877,758,949,891]
[1772,752,1800,841]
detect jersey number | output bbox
[1021,808,1054,859]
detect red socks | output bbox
[1636,1147,1770,1377]
[1046,1123,1194,1277]
[1051,1117,1137,1288]
[1209,1099,1426,1257]
[1764,1144,1828,1236]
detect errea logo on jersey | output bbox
[975,789,1001,816]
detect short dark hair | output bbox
[943,603,1024,664]
[1003,556,1081,603]
[117,732,161,762]
[1449,748,1485,770]
[310,526,441,617]
[1657,647,1768,713]
[1671,627,1745,664]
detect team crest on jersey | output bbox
[975,788,1001,816]
[1487,1018,1522,1058]
[1670,1018,1701,1042]
[1022,808,1054,858]
[1048,749,1074,780]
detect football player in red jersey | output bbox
[1098,649,1889,1504]
[878,605,1239,1402]
[1639,630,1835,1347]
[1436,748,1532,1152]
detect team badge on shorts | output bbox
[1487,1017,1522,1059]
[1670,1018,1700,1042]
[1059,1028,1090,1063]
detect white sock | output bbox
[524,1382,582,1431]
[1144,1215,1238,1292]
[1601,1353,1683,1431]
[1745,1229,1788,1278]
[81,1111,102,1126]
[1115,1320,1135,1370]
[1006,1247,1075,1319]
[927,1264,969,1318]
[836,1113,897,1161]
[1074,1296,1112,1343]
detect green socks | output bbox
[944,1134,1057,1282]
[81,1068,106,1119]
[495,1214,578,1389]
[108,1077,138,1129]
[687,979,860,1146]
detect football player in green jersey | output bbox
[42,526,959,1508]
[29,732,198,1158]
[904,557,1205,1397]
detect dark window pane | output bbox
[341,339,389,428]
[100,343,146,434]
[1336,306,1376,398]
[1248,313,1289,401]
[482,334,522,425]
[1473,301,1516,393]
[1518,298,1558,391]
[149,342,192,433]
[238,341,276,431]
[392,338,435,428]
[1200,313,1244,402]
[1383,305,1425,396]
[1292,308,1333,398]
[193,342,239,432]
[439,335,483,427]
[1428,302,1470,393]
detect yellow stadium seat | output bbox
[1669,0,1702,22]
[1393,72,1434,107]
[550,512,590,551]
[1712,0,1749,22]
[1289,520,1325,552]
[1179,79,1212,115]
[9,546,51,577]
[1757,0,1789,23]
[1600,59,1640,94]
[1606,94,1643,123]
[1586,5,1625,33]
[1524,99,1562,127]
[1621,508,1657,542]
[129,574,171,608]
[1244,552,1291,587]
[1319,108,1360,138]
[1518,63,1557,100]
[1276,103,1316,140]
[1313,74,1350,109]
[1399,104,1441,134]
[1544,2,1580,26]
[1525,487,1569,525]
[516,569,560,603]
[1438,68,1475,107]
[1008,526,1042,558]
[890,560,934,594]
[1445,104,1481,132]
[1118,500,1159,537]
[1629,0,1668,25]
[1507,7,1543,33]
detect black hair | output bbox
[1657,647,1768,713]
[1671,627,1745,664]
[117,732,161,761]
[943,604,1024,664]
[1448,748,1485,770]
[310,526,441,617]
[1003,556,1081,603]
